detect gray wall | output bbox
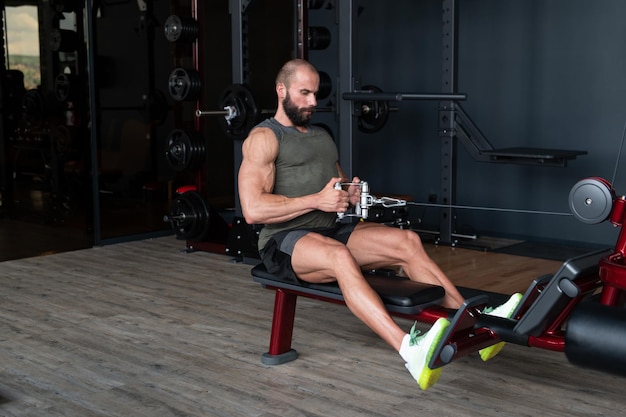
[343,0,626,247]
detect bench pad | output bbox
[251,263,445,314]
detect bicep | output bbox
[238,130,277,199]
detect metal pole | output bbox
[229,0,246,216]
[438,0,458,245]
[338,0,355,177]
[342,92,467,101]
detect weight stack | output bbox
[565,302,626,376]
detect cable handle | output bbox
[334,182,345,220]
[334,180,408,220]
[334,181,371,220]
[359,181,370,219]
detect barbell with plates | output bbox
[163,190,210,241]
[164,15,199,43]
[165,129,206,172]
[357,85,389,134]
[177,80,431,140]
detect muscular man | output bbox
[238,59,521,390]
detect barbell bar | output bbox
[342,91,467,102]
[178,81,402,139]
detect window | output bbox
[5,5,40,90]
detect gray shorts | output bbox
[259,223,357,283]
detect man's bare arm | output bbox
[238,128,348,225]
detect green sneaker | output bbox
[404,318,450,390]
[478,293,523,361]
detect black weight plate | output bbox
[357,85,389,134]
[168,191,209,241]
[164,15,199,43]
[165,129,205,172]
[218,84,258,140]
[168,68,202,102]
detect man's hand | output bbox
[347,176,361,207]
[317,177,350,213]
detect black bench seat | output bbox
[251,263,446,364]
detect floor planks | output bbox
[0,236,622,417]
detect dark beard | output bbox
[283,93,314,127]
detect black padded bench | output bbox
[251,264,446,365]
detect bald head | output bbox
[276,59,319,88]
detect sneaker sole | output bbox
[479,293,523,361]
[407,318,450,390]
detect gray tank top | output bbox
[256,118,339,250]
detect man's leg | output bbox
[345,222,465,309]
[346,223,522,360]
[290,232,449,390]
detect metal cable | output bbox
[405,201,573,216]
[610,119,626,187]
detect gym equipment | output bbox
[192,82,393,139]
[164,15,199,43]
[163,186,231,243]
[168,68,202,102]
[565,303,626,376]
[163,188,210,241]
[568,177,615,224]
[343,87,466,134]
[308,26,331,50]
[355,86,389,133]
[217,84,259,140]
[193,83,260,140]
[164,129,205,172]
[251,176,626,377]
[317,71,332,100]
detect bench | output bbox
[251,248,611,363]
[251,264,447,365]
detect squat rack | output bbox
[227,0,587,248]
[338,0,586,246]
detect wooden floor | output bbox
[0,236,623,416]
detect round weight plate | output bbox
[568,178,614,224]
[358,85,389,134]
[165,129,205,172]
[167,191,210,241]
[218,84,258,140]
[164,15,199,43]
[318,71,332,101]
[168,68,202,102]
[308,26,331,50]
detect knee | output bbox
[398,229,426,257]
[331,245,359,271]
